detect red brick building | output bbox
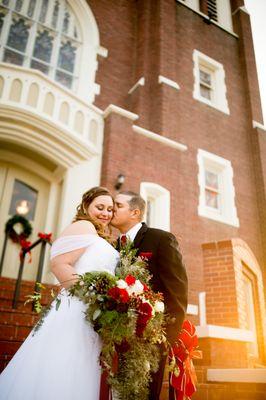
[0,0,266,398]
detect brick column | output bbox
[201,239,266,367]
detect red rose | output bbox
[136,301,153,336]
[125,275,136,285]
[138,301,153,319]
[108,287,129,303]
[143,283,149,292]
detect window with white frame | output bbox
[0,0,100,101]
[178,0,232,31]
[242,267,259,357]
[0,0,82,90]
[140,182,170,231]
[193,50,229,115]
[197,149,239,227]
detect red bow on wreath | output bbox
[38,232,52,243]
[169,320,202,400]
[19,239,32,263]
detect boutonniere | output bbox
[139,251,153,261]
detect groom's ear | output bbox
[131,208,141,220]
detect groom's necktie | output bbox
[119,235,127,250]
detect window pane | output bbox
[15,0,23,12]
[200,84,211,100]
[58,40,76,73]
[52,0,59,29]
[7,18,29,52]
[0,11,6,35]
[4,48,24,65]
[39,0,48,23]
[62,10,70,34]
[55,70,73,88]
[9,179,38,221]
[205,189,218,209]
[205,171,218,190]
[33,30,53,63]
[200,70,211,86]
[31,59,49,74]
[27,0,37,18]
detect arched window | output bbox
[0,0,94,95]
[140,182,170,230]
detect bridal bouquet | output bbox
[68,242,166,399]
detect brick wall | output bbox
[89,0,265,309]
[87,0,266,377]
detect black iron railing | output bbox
[13,238,51,309]
[0,233,52,309]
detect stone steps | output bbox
[0,276,56,372]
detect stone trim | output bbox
[207,368,266,383]
[128,77,145,94]
[196,324,255,342]
[103,105,139,121]
[158,75,180,90]
[253,120,266,131]
[187,304,199,316]
[97,46,108,58]
[132,125,187,151]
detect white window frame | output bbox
[193,50,230,115]
[140,182,170,231]
[243,274,258,357]
[177,0,232,32]
[197,149,239,227]
[0,0,100,102]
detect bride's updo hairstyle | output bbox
[73,186,113,239]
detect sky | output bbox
[244,0,266,125]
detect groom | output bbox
[111,190,188,400]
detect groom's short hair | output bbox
[119,191,146,220]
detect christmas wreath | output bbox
[5,215,33,243]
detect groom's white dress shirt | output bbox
[121,222,142,242]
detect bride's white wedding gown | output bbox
[0,234,119,400]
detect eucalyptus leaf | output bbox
[55,298,61,311]
[93,309,101,320]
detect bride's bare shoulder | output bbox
[60,220,97,236]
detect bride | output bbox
[0,186,119,400]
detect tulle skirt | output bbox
[0,292,102,400]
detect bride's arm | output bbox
[50,221,97,289]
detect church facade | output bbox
[0,0,265,398]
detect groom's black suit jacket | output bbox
[133,223,188,344]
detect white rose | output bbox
[143,361,150,372]
[92,309,101,320]
[127,280,144,295]
[116,279,128,289]
[154,301,165,313]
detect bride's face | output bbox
[87,195,114,227]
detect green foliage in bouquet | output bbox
[68,242,167,399]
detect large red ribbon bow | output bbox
[169,320,202,400]
[38,232,52,243]
[19,239,32,263]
